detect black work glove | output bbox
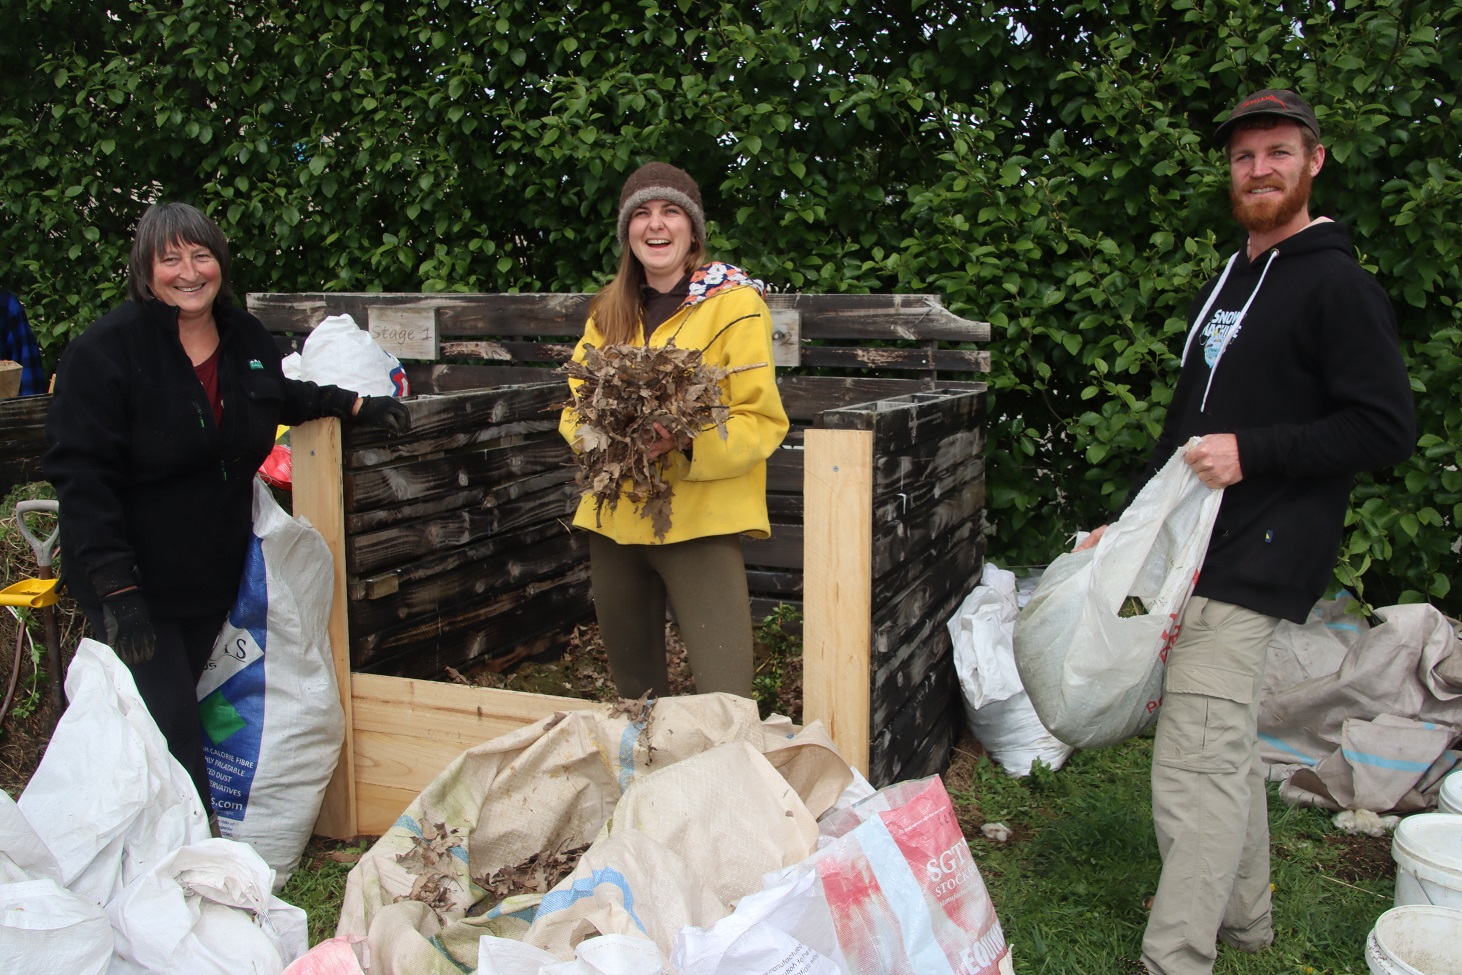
[102,589,157,664]
[353,396,411,436]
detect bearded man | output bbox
[1078,90,1415,975]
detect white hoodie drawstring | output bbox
[1180,248,1280,412]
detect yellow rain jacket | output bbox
[559,263,789,544]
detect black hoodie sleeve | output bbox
[42,327,142,597]
[1234,267,1414,477]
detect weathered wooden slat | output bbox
[345,435,570,511]
[348,466,576,535]
[765,492,804,523]
[248,292,988,346]
[740,522,803,571]
[341,383,564,464]
[353,569,591,674]
[349,530,586,639]
[768,294,990,343]
[348,481,579,575]
[437,338,576,363]
[247,292,594,338]
[0,459,45,495]
[775,375,963,423]
[819,388,988,456]
[871,520,986,610]
[405,362,563,394]
[870,670,960,786]
[871,455,986,531]
[871,480,986,580]
[348,518,572,602]
[870,429,985,496]
[869,570,978,719]
[798,346,990,374]
[745,568,803,597]
[766,445,804,493]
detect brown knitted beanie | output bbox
[616,162,706,246]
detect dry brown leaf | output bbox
[561,339,766,541]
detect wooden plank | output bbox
[345,467,574,534]
[775,375,960,422]
[819,388,987,455]
[802,428,873,777]
[871,520,985,609]
[352,567,591,672]
[740,523,803,571]
[347,480,580,575]
[769,293,990,343]
[348,530,586,638]
[745,568,803,597]
[871,480,985,582]
[870,669,961,786]
[870,429,985,496]
[345,435,569,511]
[766,445,804,493]
[342,383,564,465]
[798,346,990,374]
[349,672,599,833]
[871,451,985,529]
[290,417,357,839]
[347,518,571,602]
[247,292,985,349]
[405,362,564,393]
[869,573,979,729]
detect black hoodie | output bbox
[1136,220,1414,622]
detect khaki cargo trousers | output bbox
[1142,597,1282,975]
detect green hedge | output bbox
[4,0,1457,612]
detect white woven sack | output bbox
[1013,439,1222,749]
[198,479,344,890]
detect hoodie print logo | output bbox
[1202,309,1245,368]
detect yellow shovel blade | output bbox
[0,578,60,608]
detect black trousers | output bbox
[82,602,224,813]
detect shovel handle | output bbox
[14,500,60,572]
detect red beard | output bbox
[1231,165,1313,234]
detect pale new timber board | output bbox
[349,672,597,835]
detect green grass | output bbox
[279,837,372,946]
[946,735,1392,975]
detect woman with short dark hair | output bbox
[44,202,408,821]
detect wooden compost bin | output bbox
[0,394,50,496]
[250,292,989,837]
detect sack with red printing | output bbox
[676,775,1012,975]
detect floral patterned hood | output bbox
[683,262,766,309]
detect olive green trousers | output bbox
[587,531,754,699]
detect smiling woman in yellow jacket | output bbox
[559,162,788,699]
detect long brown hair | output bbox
[586,236,707,345]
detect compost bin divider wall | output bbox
[0,394,50,496]
[257,291,988,838]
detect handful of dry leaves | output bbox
[562,340,765,540]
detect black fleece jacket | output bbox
[44,298,357,616]
[1135,220,1414,623]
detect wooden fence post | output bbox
[802,428,874,776]
[290,417,358,839]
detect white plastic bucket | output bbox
[1365,905,1462,975]
[1392,814,1462,909]
[1440,770,1462,816]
